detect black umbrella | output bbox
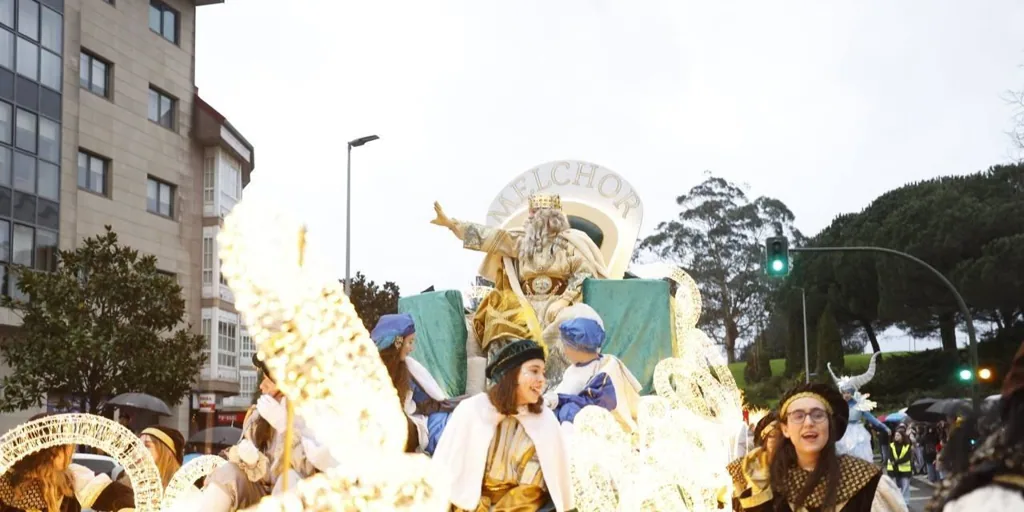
[906,398,942,423]
[924,398,971,418]
[107,393,172,416]
[188,426,242,446]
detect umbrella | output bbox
[905,398,942,423]
[106,393,172,416]
[882,411,907,423]
[188,426,242,446]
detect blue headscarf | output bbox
[370,313,416,351]
[559,318,605,353]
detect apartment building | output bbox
[0,0,256,435]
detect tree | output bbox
[346,272,401,331]
[0,227,205,414]
[639,175,803,362]
[743,332,773,384]
[815,306,843,377]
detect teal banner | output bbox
[583,279,674,394]
[398,290,468,396]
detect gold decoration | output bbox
[528,194,562,211]
[0,414,164,511]
[161,455,226,510]
[570,266,743,511]
[218,202,448,511]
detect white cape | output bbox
[432,393,573,511]
[405,356,448,450]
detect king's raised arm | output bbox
[431,201,520,258]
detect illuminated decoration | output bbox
[217,201,448,511]
[570,266,743,511]
[161,455,226,510]
[747,408,770,428]
[0,413,164,512]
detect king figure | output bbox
[431,194,609,381]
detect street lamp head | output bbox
[348,135,380,148]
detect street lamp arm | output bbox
[790,245,980,412]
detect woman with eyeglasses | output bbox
[740,383,906,512]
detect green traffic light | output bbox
[958,369,973,381]
[771,260,784,272]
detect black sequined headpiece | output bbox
[486,339,545,383]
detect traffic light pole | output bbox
[790,246,980,414]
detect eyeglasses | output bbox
[786,409,829,425]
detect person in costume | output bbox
[371,313,460,454]
[725,411,781,511]
[0,414,135,512]
[116,425,184,490]
[827,352,891,462]
[739,382,905,512]
[927,341,1024,512]
[186,354,332,511]
[430,195,610,381]
[540,304,642,432]
[432,339,573,512]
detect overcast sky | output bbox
[194,1,1023,351]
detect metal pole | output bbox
[344,144,352,296]
[791,246,980,413]
[802,287,809,383]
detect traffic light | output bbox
[765,236,790,277]
[956,350,973,382]
[978,367,995,382]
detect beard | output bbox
[521,209,569,260]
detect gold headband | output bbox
[780,392,833,418]
[141,428,176,454]
[758,421,779,440]
[528,194,561,211]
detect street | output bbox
[907,476,937,512]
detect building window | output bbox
[0,219,8,261]
[0,102,11,144]
[39,49,59,90]
[77,151,108,196]
[37,160,56,200]
[16,0,37,41]
[201,235,213,285]
[202,155,214,204]
[37,117,57,162]
[201,317,212,364]
[146,177,174,217]
[240,330,253,364]
[148,1,178,44]
[0,0,12,28]
[12,222,31,266]
[220,155,240,200]
[12,151,33,193]
[15,36,36,80]
[34,227,54,270]
[14,109,34,153]
[239,373,256,402]
[0,29,12,69]
[217,319,237,370]
[147,87,174,129]
[80,51,110,98]
[39,5,58,54]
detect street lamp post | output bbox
[798,286,810,383]
[345,135,380,296]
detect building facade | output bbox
[0,0,254,435]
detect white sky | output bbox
[194,1,1024,352]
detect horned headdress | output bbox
[828,351,880,394]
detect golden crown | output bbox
[528,194,562,211]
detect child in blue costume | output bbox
[371,313,459,454]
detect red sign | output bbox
[216,412,246,426]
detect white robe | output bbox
[405,356,449,450]
[432,393,573,511]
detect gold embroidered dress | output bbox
[453,417,548,512]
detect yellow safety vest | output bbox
[888,443,911,473]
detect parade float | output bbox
[0,161,745,511]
